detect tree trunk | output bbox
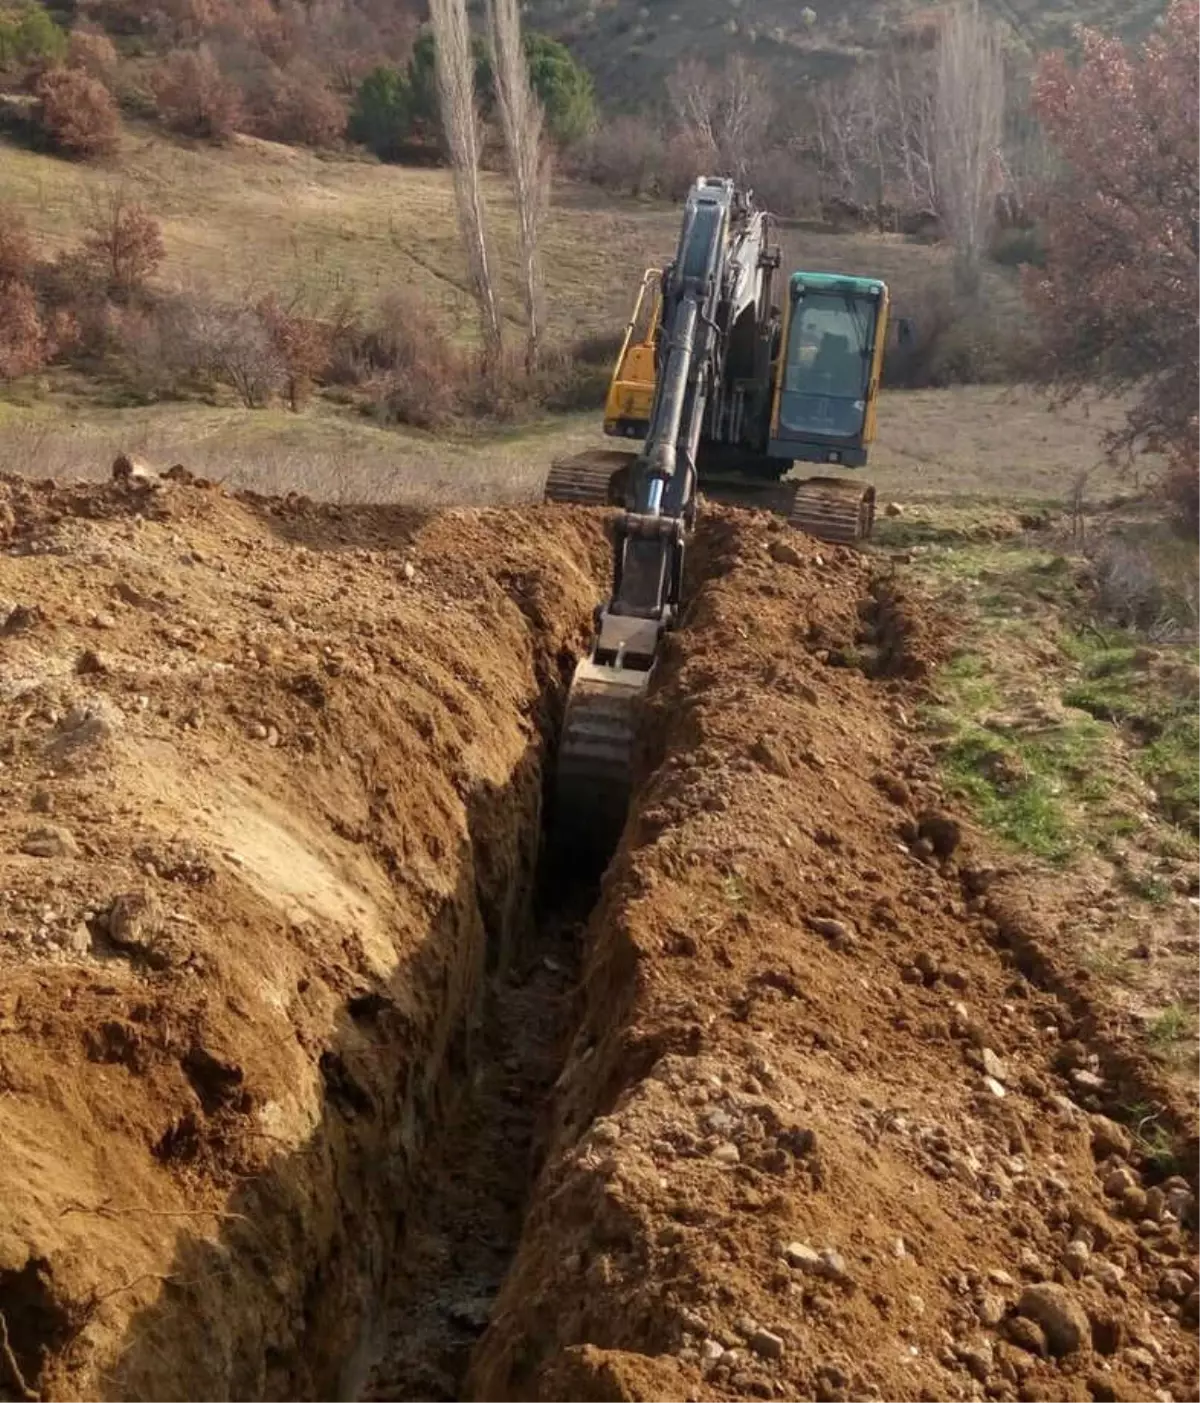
[428,0,503,367]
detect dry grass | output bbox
[0,383,1148,508]
[0,123,1021,343]
[0,123,1156,510]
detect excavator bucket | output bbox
[549,658,649,870]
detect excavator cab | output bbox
[768,273,889,469]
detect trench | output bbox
[352,858,596,1403]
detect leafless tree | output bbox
[667,55,772,183]
[428,0,503,367]
[933,0,1006,296]
[486,0,551,373]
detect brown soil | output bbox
[466,516,1199,1403]
[0,472,1195,1403]
[0,471,607,1400]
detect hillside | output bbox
[527,0,1168,105]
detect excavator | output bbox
[542,176,896,863]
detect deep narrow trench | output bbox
[353,771,600,1403]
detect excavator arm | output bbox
[552,178,776,864]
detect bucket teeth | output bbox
[787,477,876,545]
[542,451,635,509]
[550,659,648,869]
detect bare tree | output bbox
[667,55,772,183]
[428,0,503,367]
[933,0,1006,296]
[486,0,551,373]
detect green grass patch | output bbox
[1146,1004,1195,1049]
[1136,711,1200,831]
[939,727,1075,863]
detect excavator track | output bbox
[550,659,648,865]
[543,450,635,509]
[787,477,876,546]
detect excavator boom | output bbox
[546,177,891,867]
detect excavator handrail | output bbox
[611,267,663,376]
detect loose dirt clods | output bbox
[0,473,1195,1403]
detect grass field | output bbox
[0,121,1077,505]
[0,123,1022,341]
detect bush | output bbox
[1160,434,1199,534]
[256,294,330,409]
[0,3,67,69]
[35,66,120,159]
[152,46,241,141]
[883,278,1032,389]
[0,280,48,379]
[522,32,595,145]
[255,60,346,148]
[82,192,165,301]
[67,27,119,81]
[0,207,35,286]
[347,65,411,160]
[568,114,665,197]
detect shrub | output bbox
[1160,433,1199,534]
[255,60,346,148]
[1026,0,1198,495]
[0,280,48,379]
[34,66,120,159]
[82,192,165,301]
[66,27,119,81]
[0,207,35,286]
[256,294,331,409]
[152,46,242,141]
[883,277,1031,389]
[0,3,67,69]
[348,65,411,160]
[522,32,595,145]
[988,224,1046,268]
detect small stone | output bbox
[1092,1260,1125,1288]
[784,1242,823,1273]
[1005,1316,1046,1356]
[91,611,117,630]
[818,1247,849,1282]
[1158,1269,1192,1301]
[248,721,269,740]
[983,1077,1007,1098]
[20,825,78,858]
[979,1047,1006,1080]
[1016,1283,1091,1357]
[1090,1116,1133,1160]
[958,1340,994,1382]
[402,560,416,582]
[884,502,904,517]
[987,1268,1015,1287]
[1165,1185,1196,1222]
[1121,1186,1148,1220]
[978,1293,1007,1327]
[749,1328,785,1361]
[1072,1068,1105,1092]
[807,916,854,948]
[1062,1240,1090,1278]
[1144,1187,1166,1221]
[702,1338,725,1362]
[711,1142,740,1165]
[591,1119,621,1145]
[768,539,804,568]
[1104,1166,1137,1197]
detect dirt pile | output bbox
[467,515,1198,1403]
[0,473,1194,1403]
[0,470,607,1400]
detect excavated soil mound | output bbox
[0,472,608,1401]
[467,515,1198,1403]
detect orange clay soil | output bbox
[0,470,607,1400]
[466,514,1198,1403]
[0,472,1194,1403]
